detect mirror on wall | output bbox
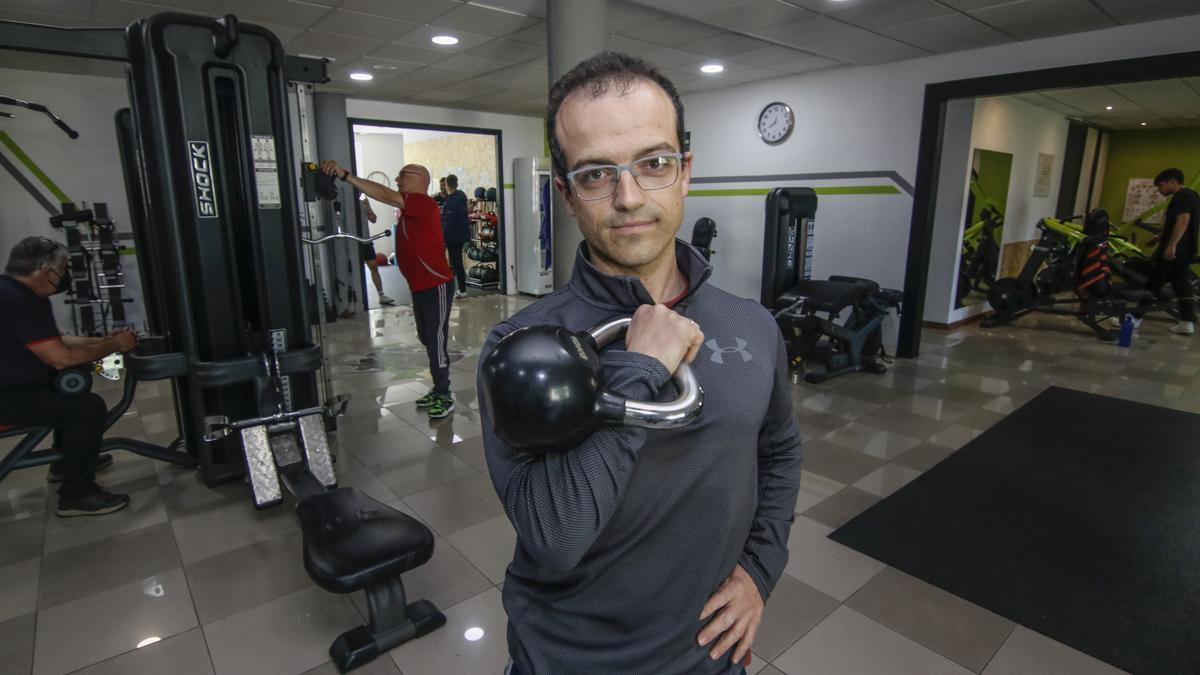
[956,149,1013,308]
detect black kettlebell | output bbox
[480,317,703,453]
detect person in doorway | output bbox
[320,161,457,418]
[442,173,471,299]
[0,236,138,516]
[1148,168,1198,335]
[435,176,448,208]
[478,52,802,674]
[360,202,395,306]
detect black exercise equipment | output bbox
[981,211,1161,341]
[480,317,704,452]
[1,13,443,671]
[298,488,447,671]
[757,187,901,382]
[51,202,132,335]
[773,277,903,383]
[760,187,817,308]
[690,217,718,261]
[52,367,93,395]
[0,94,79,138]
[956,205,1002,305]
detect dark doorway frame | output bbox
[346,117,507,300]
[897,49,1200,358]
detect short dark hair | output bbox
[5,236,67,277]
[446,174,458,189]
[547,51,685,179]
[1154,168,1185,185]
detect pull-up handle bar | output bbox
[0,95,79,138]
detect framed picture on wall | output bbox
[1033,153,1054,198]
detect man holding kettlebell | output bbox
[479,52,802,674]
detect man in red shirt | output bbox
[320,161,457,418]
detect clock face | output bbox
[757,102,794,145]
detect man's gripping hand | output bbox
[109,328,138,353]
[624,303,704,375]
[697,564,763,665]
[319,160,348,180]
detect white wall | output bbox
[925,99,977,324]
[0,67,145,330]
[353,133,406,253]
[680,13,1200,317]
[345,98,545,294]
[969,96,1069,247]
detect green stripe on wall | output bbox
[0,131,71,204]
[503,183,513,189]
[689,185,900,197]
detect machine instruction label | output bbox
[188,140,218,218]
[251,135,282,209]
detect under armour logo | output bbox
[706,338,752,364]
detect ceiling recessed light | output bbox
[372,63,398,71]
[432,35,459,46]
[1105,105,1113,110]
[700,64,724,74]
[349,72,374,81]
[1140,121,1148,126]
[464,627,485,641]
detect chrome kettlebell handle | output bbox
[588,317,703,430]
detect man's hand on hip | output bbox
[697,563,763,665]
[624,304,704,374]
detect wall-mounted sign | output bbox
[1033,152,1054,198]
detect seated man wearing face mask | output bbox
[0,236,137,516]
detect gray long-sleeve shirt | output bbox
[479,241,802,674]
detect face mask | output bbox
[51,269,71,295]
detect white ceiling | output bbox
[1012,77,1200,130]
[2,0,1200,117]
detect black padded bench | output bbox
[297,487,446,672]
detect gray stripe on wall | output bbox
[691,171,915,195]
[0,150,59,215]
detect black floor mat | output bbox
[830,386,1200,674]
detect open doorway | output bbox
[905,58,1200,352]
[349,120,504,309]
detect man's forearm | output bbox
[61,335,104,347]
[346,174,405,210]
[62,337,121,367]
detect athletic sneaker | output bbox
[379,293,396,306]
[1106,315,1142,329]
[47,453,114,483]
[56,484,130,517]
[427,393,455,419]
[454,290,468,300]
[1169,321,1195,335]
[414,389,439,408]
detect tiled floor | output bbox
[1,297,1196,675]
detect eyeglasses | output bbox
[565,152,685,201]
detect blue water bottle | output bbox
[1118,314,1134,347]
